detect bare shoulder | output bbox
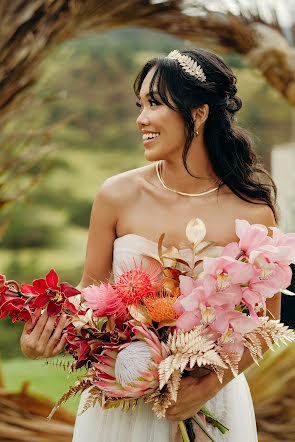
[95,164,152,207]
[210,189,277,245]
[220,190,277,229]
[243,201,276,227]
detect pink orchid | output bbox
[246,263,292,302]
[215,310,260,357]
[175,275,240,331]
[235,219,271,256]
[83,283,125,317]
[203,256,254,290]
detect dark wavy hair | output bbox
[133,48,278,221]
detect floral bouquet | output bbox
[1,218,295,442]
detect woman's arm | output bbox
[20,179,119,359]
[166,204,280,421]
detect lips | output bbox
[142,132,160,141]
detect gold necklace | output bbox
[156,161,220,197]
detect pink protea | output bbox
[92,325,166,399]
[115,259,162,306]
[83,283,125,317]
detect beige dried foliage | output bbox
[144,371,182,418]
[159,326,227,388]
[79,386,103,415]
[246,342,295,441]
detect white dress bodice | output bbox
[73,235,258,442]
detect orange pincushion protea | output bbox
[144,288,181,322]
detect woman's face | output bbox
[136,67,187,162]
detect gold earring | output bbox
[194,129,199,137]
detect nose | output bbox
[136,108,150,129]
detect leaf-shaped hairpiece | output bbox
[167,50,206,82]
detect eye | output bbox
[149,99,160,107]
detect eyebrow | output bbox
[138,91,160,100]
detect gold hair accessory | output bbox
[167,50,206,83]
[156,161,220,197]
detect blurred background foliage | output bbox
[0,27,293,409]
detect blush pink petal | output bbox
[222,242,241,258]
[179,275,200,295]
[210,284,242,307]
[178,288,204,312]
[235,219,271,254]
[223,337,244,358]
[229,312,259,333]
[172,294,186,315]
[176,311,200,330]
[210,310,230,333]
[228,261,255,284]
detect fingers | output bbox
[38,315,57,347]
[52,333,67,357]
[46,315,68,353]
[30,310,49,340]
[21,309,68,359]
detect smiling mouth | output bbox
[142,133,160,141]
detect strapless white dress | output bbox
[73,235,258,442]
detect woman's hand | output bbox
[165,372,218,422]
[20,310,68,360]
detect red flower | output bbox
[22,269,80,316]
[0,274,9,293]
[0,297,32,322]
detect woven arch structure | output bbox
[0,0,295,129]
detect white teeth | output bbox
[142,133,160,140]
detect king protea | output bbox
[92,325,166,399]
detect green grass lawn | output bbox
[2,356,82,414]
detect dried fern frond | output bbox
[243,317,295,356]
[45,359,77,373]
[47,379,92,421]
[79,386,103,415]
[103,397,138,413]
[159,326,227,388]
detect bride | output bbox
[20,48,280,441]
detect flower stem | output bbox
[178,421,190,442]
[191,416,216,441]
[200,406,229,433]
